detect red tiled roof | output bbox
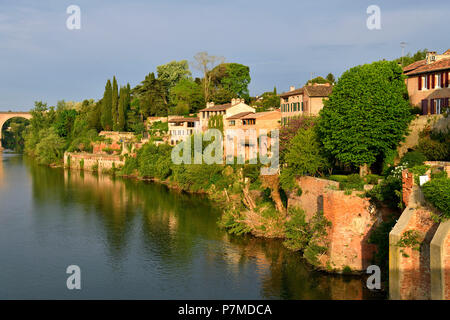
[226,112,254,120]
[403,59,426,73]
[405,58,450,76]
[168,117,199,123]
[199,103,232,112]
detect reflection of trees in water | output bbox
[26,160,385,300]
[223,235,385,300]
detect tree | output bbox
[192,51,224,103]
[117,86,127,131]
[34,127,66,165]
[209,63,251,101]
[53,102,77,138]
[280,117,328,190]
[395,49,427,67]
[112,76,119,130]
[170,78,204,114]
[326,73,336,84]
[157,60,192,90]
[101,79,113,130]
[305,76,331,86]
[318,60,412,175]
[132,72,168,117]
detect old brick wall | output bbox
[289,176,339,220]
[290,177,381,272]
[321,190,380,272]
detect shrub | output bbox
[400,150,426,168]
[365,174,382,185]
[422,178,450,220]
[284,208,331,266]
[417,136,448,161]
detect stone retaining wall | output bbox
[64,152,124,172]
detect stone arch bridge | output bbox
[0,112,32,149]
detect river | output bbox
[0,153,384,299]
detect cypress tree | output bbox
[101,79,113,130]
[112,76,119,130]
[117,86,126,131]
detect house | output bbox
[403,50,450,115]
[198,98,255,131]
[224,110,281,160]
[168,116,200,145]
[279,83,332,125]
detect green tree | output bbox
[305,76,331,85]
[117,86,127,131]
[53,101,77,138]
[132,72,168,116]
[34,127,66,165]
[209,63,251,101]
[170,78,204,114]
[280,122,329,190]
[157,60,192,90]
[318,60,412,175]
[326,73,336,84]
[395,49,427,67]
[101,79,113,130]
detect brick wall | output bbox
[290,177,382,272]
[321,190,380,272]
[289,176,339,220]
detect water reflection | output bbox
[16,155,385,299]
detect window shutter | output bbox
[418,76,422,90]
[430,99,435,114]
[427,74,431,89]
[431,74,435,89]
[422,99,428,115]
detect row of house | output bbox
[162,49,450,149]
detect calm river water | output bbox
[0,153,383,299]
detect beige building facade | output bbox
[279,83,332,124]
[404,50,450,114]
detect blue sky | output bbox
[0,0,449,111]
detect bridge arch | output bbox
[0,112,32,149]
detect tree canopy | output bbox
[318,60,412,172]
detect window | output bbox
[436,99,441,114]
[229,120,235,126]
[423,75,428,90]
[301,102,304,111]
[437,74,442,88]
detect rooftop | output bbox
[226,111,254,120]
[279,84,332,98]
[199,103,232,112]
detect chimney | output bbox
[231,98,237,105]
[289,86,295,92]
[426,51,437,64]
[207,102,214,108]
